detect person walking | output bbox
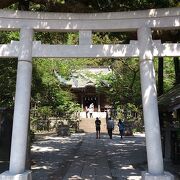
[89,103,94,118]
[107,117,114,139]
[95,117,101,139]
[118,119,124,139]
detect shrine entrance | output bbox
[84,95,97,110]
[0,7,179,180]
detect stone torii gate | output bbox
[0,7,180,180]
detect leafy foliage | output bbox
[30,58,81,130]
[95,58,141,107]
[154,57,175,92]
[1,0,179,12]
[0,31,19,107]
[0,58,17,107]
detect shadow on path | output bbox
[1,133,179,179]
[31,133,147,180]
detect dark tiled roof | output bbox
[158,84,180,112]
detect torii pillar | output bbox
[0,27,33,180]
[138,26,174,180]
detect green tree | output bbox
[0,31,19,107]
[31,58,82,131]
[0,58,17,107]
[1,0,179,12]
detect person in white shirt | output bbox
[89,103,94,118]
[107,117,114,139]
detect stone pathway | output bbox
[62,135,112,180]
[104,134,147,180]
[1,132,179,179]
[30,133,180,179]
[31,133,148,180]
[31,133,84,180]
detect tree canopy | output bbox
[1,0,179,12]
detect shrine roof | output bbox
[55,66,111,88]
[158,84,180,112]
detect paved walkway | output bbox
[1,133,179,179]
[31,133,180,180]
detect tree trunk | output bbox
[174,57,180,85]
[158,57,164,96]
[18,0,29,11]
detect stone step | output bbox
[79,118,107,133]
[80,112,107,119]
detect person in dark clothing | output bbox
[118,119,124,139]
[107,117,114,139]
[95,117,101,139]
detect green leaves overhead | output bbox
[0,31,19,107]
[1,0,179,12]
[154,57,175,92]
[109,58,141,106]
[0,31,19,44]
[31,58,81,126]
[0,58,17,107]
